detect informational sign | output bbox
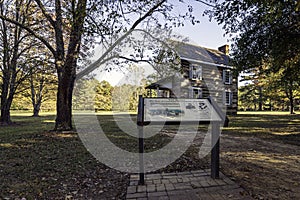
[143,98,221,122]
[137,96,224,183]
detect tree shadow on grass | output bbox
[0,114,128,199]
[223,114,300,146]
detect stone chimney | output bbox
[218,44,229,55]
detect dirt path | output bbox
[220,134,300,199]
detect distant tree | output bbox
[112,82,147,112]
[112,84,132,112]
[27,59,57,116]
[239,68,266,111]
[239,65,300,112]
[239,84,258,111]
[94,80,113,111]
[11,55,57,115]
[0,0,35,124]
[73,78,98,111]
[264,68,300,112]
[129,84,148,111]
[211,0,300,114]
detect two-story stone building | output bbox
[146,41,238,115]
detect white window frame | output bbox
[189,87,202,99]
[223,69,232,84]
[189,65,202,80]
[162,90,170,98]
[223,90,232,106]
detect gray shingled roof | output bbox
[171,41,229,65]
[145,75,185,89]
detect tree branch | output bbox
[33,0,56,27]
[0,14,56,56]
[76,0,167,79]
[195,0,216,8]
[118,56,152,64]
[54,0,65,60]
[129,0,166,31]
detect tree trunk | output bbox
[0,74,12,124]
[33,107,39,117]
[258,86,263,111]
[53,0,87,131]
[33,103,41,117]
[0,1,23,125]
[53,37,80,131]
[289,98,294,114]
[284,80,295,115]
[0,103,12,125]
[54,69,75,131]
[30,74,43,117]
[289,90,295,114]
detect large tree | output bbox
[1,0,88,130]
[0,0,201,130]
[211,0,300,114]
[0,0,35,124]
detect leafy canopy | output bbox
[211,0,300,75]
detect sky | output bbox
[93,2,231,86]
[172,1,230,50]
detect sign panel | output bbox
[143,98,221,122]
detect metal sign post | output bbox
[138,125,145,185]
[211,122,220,179]
[137,96,225,184]
[137,96,145,185]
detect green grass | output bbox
[0,114,127,199]
[223,112,300,145]
[97,114,177,153]
[0,111,299,198]
[237,111,299,115]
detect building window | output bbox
[223,69,232,84]
[190,65,202,80]
[189,87,202,99]
[162,90,170,98]
[223,91,232,106]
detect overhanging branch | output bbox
[0,14,56,56]
[76,0,167,79]
[118,56,152,64]
[195,0,216,8]
[33,0,56,27]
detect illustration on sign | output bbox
[144,98,221,122]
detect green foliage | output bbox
[0,0,37,123]
[73,77,147,112]
[1,0,203,129]
[112,84,147,112]
[95,80,113,111]
[213,0,300,72]
[239,66,300,111]
[73,78,99,111]
[9,53,58,114]
[211,0,300,113]
[239,84,259,111]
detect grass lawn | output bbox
[0,113,128,199]
[225,111,300,145]
[0,111,299,199]
[221,111,300,199]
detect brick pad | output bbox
[148,191,168,197]
[126,192,147,199]
[126,170,253,200]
